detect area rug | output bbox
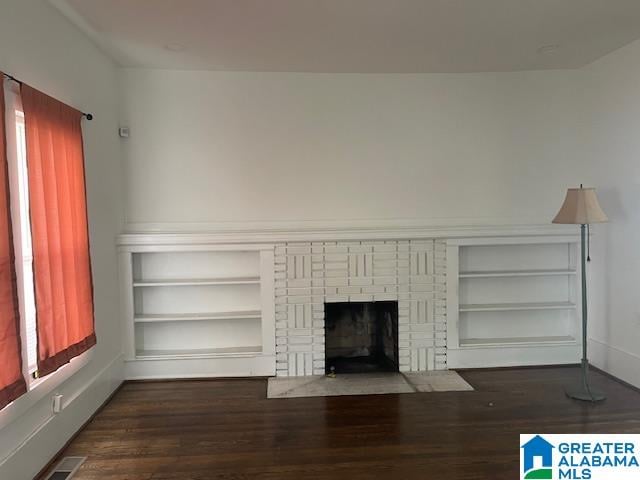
[267,370,474,399]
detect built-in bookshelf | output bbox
[119,244,275,379]
[446,237,582,368]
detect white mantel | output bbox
[118,220,576,246]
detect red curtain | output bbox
[22,85,95,377]
[0,77,27,409]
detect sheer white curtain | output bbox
[3,81,37,380]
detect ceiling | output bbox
[52,0,640,73]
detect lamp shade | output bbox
[552,187,608,225]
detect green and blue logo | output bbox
[521,434,640,479]
[521,435,554,479]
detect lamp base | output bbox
[565,359,606,402]
[565,388,606,403]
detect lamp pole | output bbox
[566,223,605,402]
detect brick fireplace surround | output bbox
[274,240,447,376]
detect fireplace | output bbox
[324,301,399,374]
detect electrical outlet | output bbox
[52,394,63,414]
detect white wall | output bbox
[582,40,640,387]
[0,1,124,478]
[121,68,593,230]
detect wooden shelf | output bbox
[133,277,260,287]
[459,335,576,348]
[134,310,261,323]
[459,302,576,313]
[459,269,576,279]
[136,345,263,360]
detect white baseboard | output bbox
[589,338,640,388]
[0,354,124,480]
[124,354,275,380]
[447,344,581,369]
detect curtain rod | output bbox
[3,72,93,121]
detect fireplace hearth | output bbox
[324,301,399,374]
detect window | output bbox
[1,78,96,408]
[4,81,38,383]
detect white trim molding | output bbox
[119,220,578,246]
[589,338,640,389]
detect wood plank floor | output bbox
[44,367,640,480]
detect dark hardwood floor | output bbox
[44,367,640,480]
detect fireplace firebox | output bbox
[324,301,399,374]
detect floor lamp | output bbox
[552,185,608,402]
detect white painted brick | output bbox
[349,245,373,253]
[374,267,397,276]
[326,295,349,303]
[373,293,397,301]
[287,246,312,255]
[349,294,374,302]
[325,269,349,278]
[326,277,349,287]
[350,277,373,286]
[373,276,396,285]
[410,332,434,340]
[287,344,314,352]
[362,285,385,294]
[338,286,362,295]
[373,253,396,261]
[325,262,349,270]
[287,296,312,304]
[287,328,312,336]
[373,244,397,252]
[324,245,348,254]
[325,254,348,262]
